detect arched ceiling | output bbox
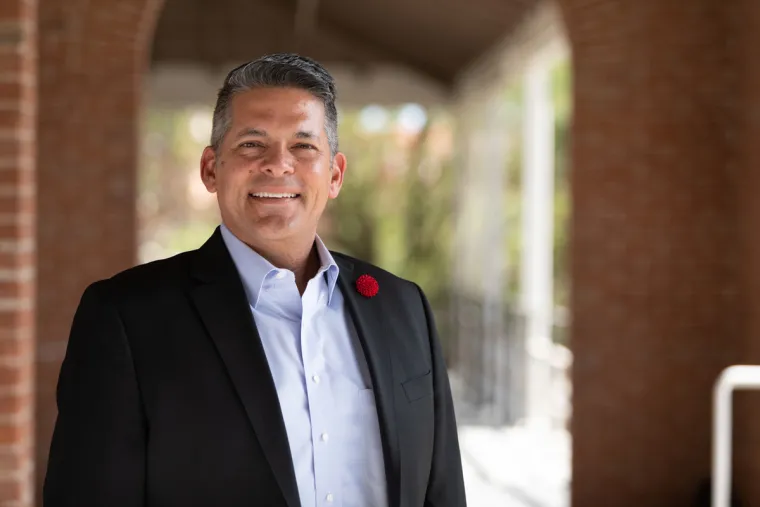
[150,0,540,88]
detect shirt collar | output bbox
[219,223,339,308]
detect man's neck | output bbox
[234,231,321,295]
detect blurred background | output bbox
[4,0,760,505]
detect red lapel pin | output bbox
[355,274,379,298]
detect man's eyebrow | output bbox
[234,128,267,139]
[294,131,319,140]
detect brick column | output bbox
[0,0,36,505]
[34,0,163,497]
[560,0,740,505]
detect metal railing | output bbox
[448,295,571,428]
[712,365,760,507]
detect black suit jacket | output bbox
[43,228,466,507]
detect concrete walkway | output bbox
[459,425,570,507]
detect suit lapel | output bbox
[335,256,402,507]
[189,229,300,507]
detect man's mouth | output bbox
[249,192,300,200]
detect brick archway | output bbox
[34,0,165,500]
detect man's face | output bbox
[201,87,346,246]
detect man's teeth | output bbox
[250,192,298,198]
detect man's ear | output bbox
[328,152,347,199]
[200,146,218,193]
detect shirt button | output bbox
[321,433,329,442]
[326,493,334,503]
[319,294,326,304]
[312,375,321,384]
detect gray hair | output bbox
[210,53,339,157]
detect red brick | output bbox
[0,333,30,357]
[0,391,27,417]
[0,332,32,358]
[0,195,34,216]
[0,2,22,23]
[0,110,22,131]
[0,0,34,505]
[0,55,22,78]
[0,421,29,446]
[0,179,22,198]
[0,363,24,387]
[0,224,33,242]
[0,140,20,160]
[0,83,21,103]
[0,476,24,503]
[0,310,31,332]
[0,257,33,278]
[0,446,27,472]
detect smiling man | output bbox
[43,53,466,507]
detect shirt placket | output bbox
[301,279,340,507]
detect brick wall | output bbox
[34,0,163,499]
[561,0,751,505]
[0,0,36,506]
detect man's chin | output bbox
[244,217,307,241]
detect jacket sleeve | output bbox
[43,281,146,507]
[416,284,467,507]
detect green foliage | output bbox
[502,82,525,303]
[324,107,455,308]
[552,58,572,308]
[138,107,219,262]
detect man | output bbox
[43,53,466,507]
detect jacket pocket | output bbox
[401,370,433,403]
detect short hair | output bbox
[210,53,339,157]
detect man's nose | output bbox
[261,147,295,176]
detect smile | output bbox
[249,192,300,199]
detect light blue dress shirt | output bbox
[220,224,388,507]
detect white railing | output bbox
[712,365,760,507]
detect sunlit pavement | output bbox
[459,425,570,507]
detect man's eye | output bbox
[240,142,264,148]
[294,144,316,150]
